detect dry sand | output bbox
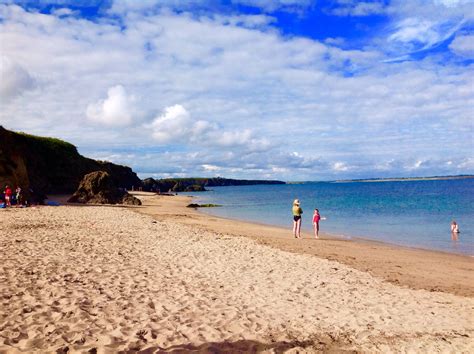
[136,193,474,298]
[0,193,473,353]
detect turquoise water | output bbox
[184,179,474,255]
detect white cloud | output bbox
[324,37,345,46]
[449,34,474,58]
[108,0,184,14]
[202,164,220,171]
[0,4,472,180]
[108,0,312,14]
[457,158,474,169]
[361,0,474,61]
[412,160,424,169]
[86,85,137,126]
[328,0,474,20]
[213,14,276,29]
[0,56,35,100]
[435,0,474,7]
[333,162,349,172]
[330,1,387,17]
[387,17,464,52]
[149,104,271,152]
[389,19,438,44]
[149,104,206,143]
[230,0,313,12]
[51,7,78,17]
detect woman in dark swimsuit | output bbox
[292,199,303,238]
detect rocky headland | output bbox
[0,126,142,201]
[142,177,285,193]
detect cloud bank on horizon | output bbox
[0,0,473,180]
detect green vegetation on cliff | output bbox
[0,126,142,196]
[17,132,78,158]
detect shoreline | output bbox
[183,178,473,257]
[130,192,474,298]
[194,202,472,258]
[164,193,473,258]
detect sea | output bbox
[183,178,474,256]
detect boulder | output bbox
[68,171,141,205]
[121,193,142,206]
[184,184,206,192]
[142,177,159,192]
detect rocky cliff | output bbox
[0,126,142,197]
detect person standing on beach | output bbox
[4,185,12,207]
[312,209,321,239]
[292,199,303,238]
[15,187,22,207]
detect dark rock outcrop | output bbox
[184,184,206,192]
[142,177,160,192]
[187,203,221,208]
[68,171,141,205]
[0,127,31,195]
[0,126,142,197]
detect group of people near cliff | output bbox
[0,185,24,208]
[292,199,325,239]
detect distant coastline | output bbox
[287,175,474,184]
[332,175,474,183]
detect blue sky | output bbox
[1,0,473,180]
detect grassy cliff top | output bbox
[16,131,78,157]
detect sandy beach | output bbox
[136,193,474,298]
[1,193,473,353]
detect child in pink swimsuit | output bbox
[312,209,321,239]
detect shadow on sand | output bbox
[123,338,354,354]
